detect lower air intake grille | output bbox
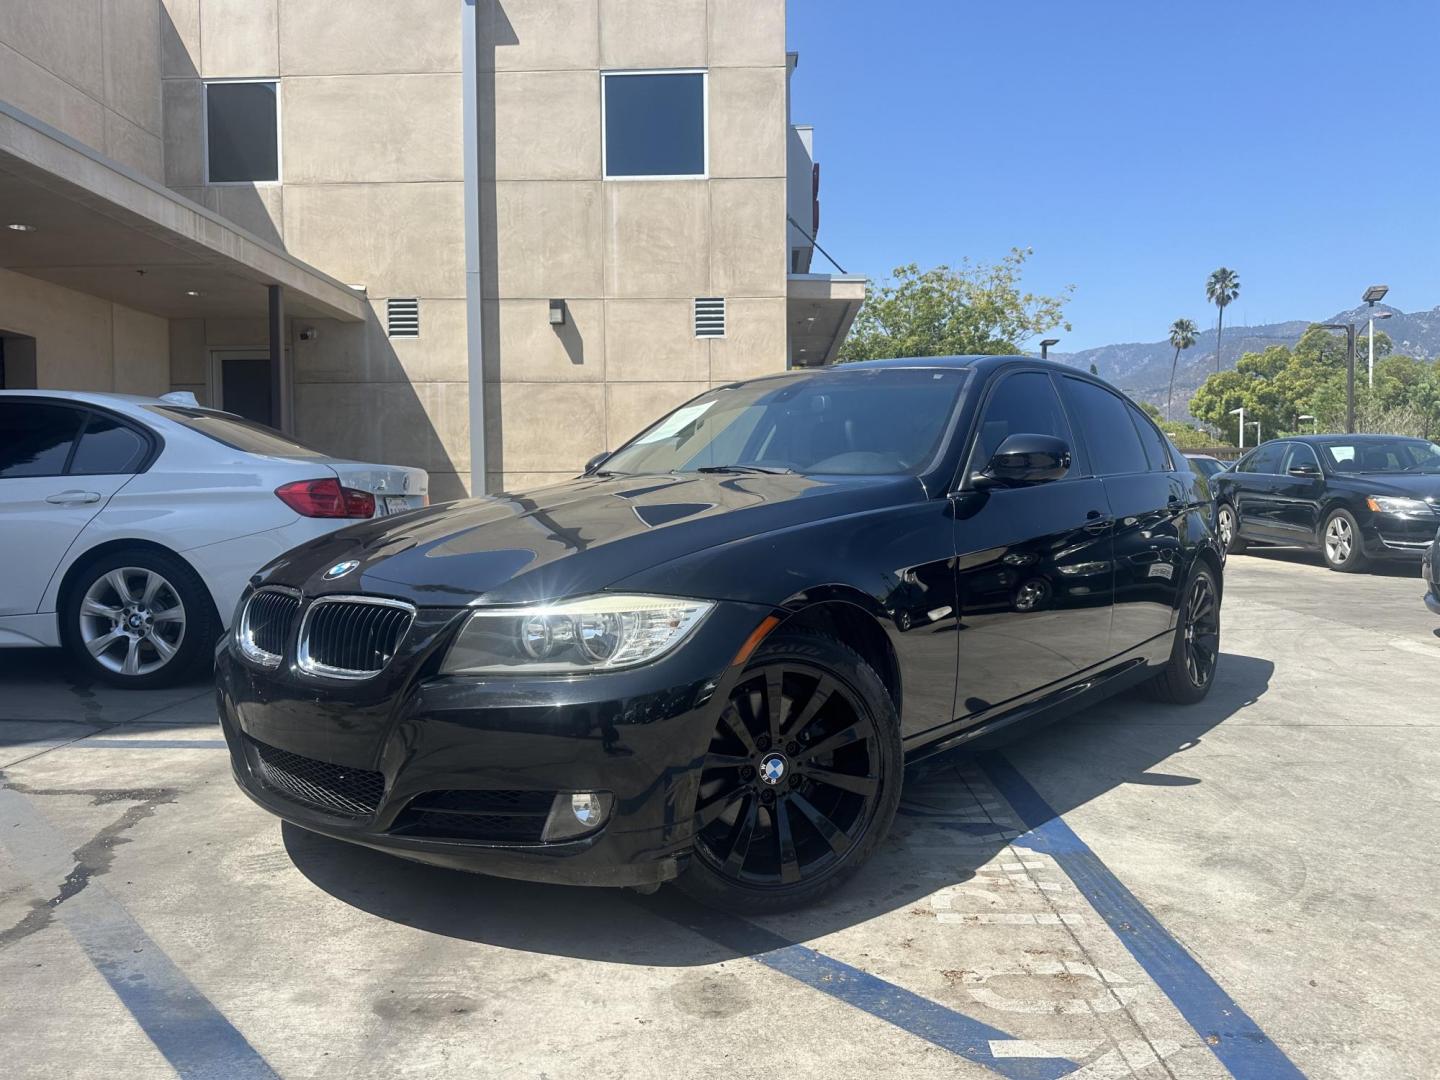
[388,790,555,843]
[248,736,385,817]
[298,597,414,679]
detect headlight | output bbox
[441,594,713,675]
[1366,495,1433,515]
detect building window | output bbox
[602,71,706,179]
[205,81,279,183]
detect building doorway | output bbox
[0,330,38,388]
[209,349,275,425]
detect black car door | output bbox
[1056,378,1184,653]
[1272,441,1326,536]
[1231,442,1286,537]
[948,370,1115,725]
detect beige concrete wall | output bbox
[158,0,469,497]
[0,0,164,179]
[152,0,789,496]
[479,0,790,492]
[0,267,169,394]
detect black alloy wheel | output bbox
[1147,562,1221,705]
[678,629,901,913]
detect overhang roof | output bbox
[787,272,866,366]
[0,101,365,322]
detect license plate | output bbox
[382,496,409,515]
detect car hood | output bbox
[1341,474,1440,502]
[261,471,924,606]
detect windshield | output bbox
[149,406,328,459]
[600,367,970,477]
[1316,438,1440,474]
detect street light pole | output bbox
[1362,284,1390,392]
[1039,338,1059,361]
[1229,406,1245,449]
[1298,413,1316,433]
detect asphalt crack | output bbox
[0,781,177,949]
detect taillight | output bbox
[275,478,376,518]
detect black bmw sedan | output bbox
[1211,434,1440,572]
[218,357,1224,912]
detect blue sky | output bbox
[787,0,1440,351]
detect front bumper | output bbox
[217,600,771,887]
[1361,512,1440,559]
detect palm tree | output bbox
[1205,267,1240,374]
[1166,318,1199,421]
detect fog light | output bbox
[542,790,614,841]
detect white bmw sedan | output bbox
[0,391,428,688]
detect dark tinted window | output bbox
[1186,456,1224,478]
[1280,442,1321,473]
[1058,378,1148,475]
[1128,404,1171,470]
[971,371,1073,475]
[603,72,705,178]
[207,81,278,182]
[70,415,150,475]
[149,406,326,458]
[0,402,83,477]
[1241,443,1284,474]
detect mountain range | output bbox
[1052,303,1440,422]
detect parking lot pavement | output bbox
[1,550,1437,1079]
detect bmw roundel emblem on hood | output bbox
[323,559,360,581]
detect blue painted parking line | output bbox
[979,752,1307,1080]
[0,786,279,1080]
[646,897,1079,1080]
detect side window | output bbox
[1280,442,1319,474]
[1058,378,1148,476]
[1246,442,1284,474]
[69,414,151,475]
[969,371,1075,478]
[1127,403,1172,471]
[0,402,84,478]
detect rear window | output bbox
[150,406,326,458]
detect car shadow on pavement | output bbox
[283,650,1274,966]
[1233,546,1423,578]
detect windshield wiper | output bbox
[693,464,794,475]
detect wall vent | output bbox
[693,297,726,338]
[387,298,420,338]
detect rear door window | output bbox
[69,414,152,475]
[1127,403,1172,471]
[1280,442,1321,474]
[0,402,84,477]
[1243,443,1284,474]
[1057,377,1148,476]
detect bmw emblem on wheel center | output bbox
[760,753,787,785]
[323,559,359,581]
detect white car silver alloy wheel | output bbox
[78,567,187,676]
[1325,516,1353,564]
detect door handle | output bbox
[1084,510,1113,534]
[46,490,102,505]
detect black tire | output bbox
[1147,561,1221,705]
[676,627,902,914]
[60,548,219,689]
[1320,508,1369,573]
[1216,502,1246,554]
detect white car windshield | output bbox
[599,367,971,477]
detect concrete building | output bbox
[0,0,863,498]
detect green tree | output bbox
[1205,268,1240,374]
[838,248,1073,362]
[1166,317,1199,421]
[1089,362,1099,375]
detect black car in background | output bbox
[1213,434,1440,572]
[216,357,1224,913]
[1184,453,1229,480]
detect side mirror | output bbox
[582,451,610,476]
[1287,462,1321,478]
[973,434,1071,488]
